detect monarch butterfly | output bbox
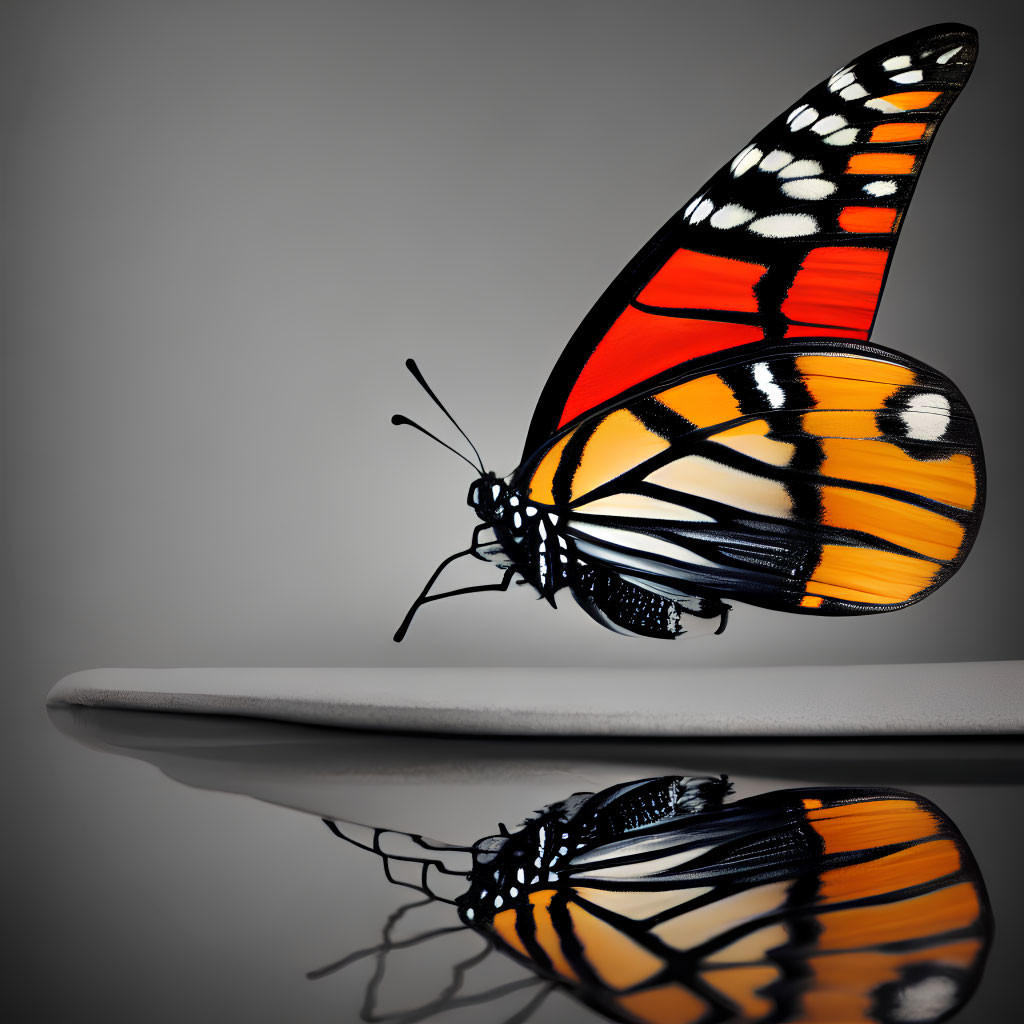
[393,23,985,641]
[318,776,991,1023]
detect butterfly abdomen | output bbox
[572,562,728,639]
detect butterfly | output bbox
[393,24,985,641]
[319,776,992,1024]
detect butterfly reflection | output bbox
[312,776,991,1023]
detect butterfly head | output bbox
[467,472,510,525]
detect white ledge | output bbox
[46,663,1023,736]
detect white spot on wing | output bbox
[890,975,958,1021]
[863,179,898,197]
[690,198,714,224]
[710,204,755,228]
[781,178,837,200]
[937,46,963,64]
[759,149,794,171]
[901,393,950,440]
[753,362,785,409]
[778,159,823,179]
[748,213,818,237]
[789,107,817,131]
[786,103,809,123]
[824,127,859,146]
[866,97,904,113]
[731,145,763,177]
[684,194,704,218]
[840,83,869,100]
[811,114,848,134]
[829,71,856,93]
[882,55,912,70]
[891,69,924,84]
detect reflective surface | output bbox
[27,709,1023,1023]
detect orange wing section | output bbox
[794,354,980,609]
[839,207,899,234]
[570,410,670,501]
[870,121,928,142]
[529,348,978,614]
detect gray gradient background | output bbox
[2,2,1022,1021]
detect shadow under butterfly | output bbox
[312,776,992,1024]
[393,23,985,642]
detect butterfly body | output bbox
[398,24,984,640]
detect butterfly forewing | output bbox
[522,24,978,457]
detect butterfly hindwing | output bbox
[522,24,978,464]
[516,339,982,629]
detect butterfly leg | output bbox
[393,528,501,641]
[312,890,545,1024]
[307,896,468,980]
[467,522,495,562]
[395,566,518,641]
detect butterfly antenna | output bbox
[404,358,485,473]
[391,415,482,473]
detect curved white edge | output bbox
[46,663,1024,736]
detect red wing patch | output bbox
[558,311,762,428]
[781,246,888,332]
[636,249,767,312]
[523,26,977,458]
